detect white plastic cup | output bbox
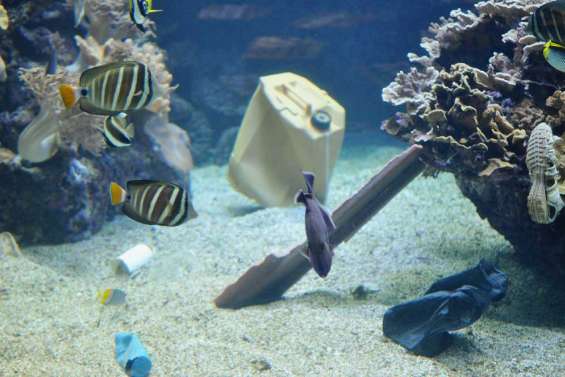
[115,244,153,275]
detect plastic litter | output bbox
[114,332,152,377]
[228,72,346,207]
[382,260,508,356]
[115,244,153,275]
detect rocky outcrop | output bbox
[382,0,565,275]
[0,1,192,244]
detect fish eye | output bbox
[80,88,89,96]
[139,0,149,13]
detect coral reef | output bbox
[0,1,191,244]
[382,0,565,274]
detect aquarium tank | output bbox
[1,0,564,376]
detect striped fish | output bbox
[103,113,135,148]
[527,1,565,45]
[110,180,197,226]
[59,61,154,116]
[129,0,162,32]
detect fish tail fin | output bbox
[309,244,333,278]
[294,190,306,205]
[302,171,315,194]
[110,182,127,206]
[59,84,79,109]
[148,0,163,13]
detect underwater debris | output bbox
[0,232,21,257]
[229,72,345,207]
[0,2,8,31]
[215,145,425,309]
[383,260,508,357]
[17,106,61,163]
[115,244,154,276]
[526,123,564,224]
[114,332,152,377]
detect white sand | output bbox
[1,134,564,376]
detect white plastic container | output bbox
[115,244,153,275]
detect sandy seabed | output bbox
[1,134,564,377]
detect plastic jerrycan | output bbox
[228,72,346,207]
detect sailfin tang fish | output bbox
[103,113,135,148]
[110,180,197,226]
[543,41,565,72]
[59,61,154,116]
[295,171,336,278]
[129,0,162,32]
[527,1,565,45]
[98,288,127,305]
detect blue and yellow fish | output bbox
[129,0,162,32]
[97,288,127,306]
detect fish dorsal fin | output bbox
[127,180,184,192]
[79,61,141,87]
[302,171,315,194]
[320,203,336,231]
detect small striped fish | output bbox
[59,61,154,116]
[103,113,135,148]
[527,1,565,45]
[110,180,197,226]
[129,0,162,32]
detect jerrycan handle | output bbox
[278,83,313,116]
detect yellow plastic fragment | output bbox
[0,3,9,31]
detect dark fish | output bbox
[129,0,162,32]
[59,61,154,116]
[103,113,135,148]
[110,180,197,226]
[527,1,565,45]
[295,171,336,278]
[543,40,565,72]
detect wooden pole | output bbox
[215,145,426,309]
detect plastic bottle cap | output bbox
[311,110,332,131]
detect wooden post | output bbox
[215,145,426,309]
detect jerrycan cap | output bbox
[311,110,332,131]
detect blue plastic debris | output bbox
[114,332,152,377]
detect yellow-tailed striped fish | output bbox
[58,61,154,116]
[129,0,162,32]
[527,1,565,45]
[97,288,127,305]
[543,41,565,72]
[110,180,198,226]
[103,113,135,148]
